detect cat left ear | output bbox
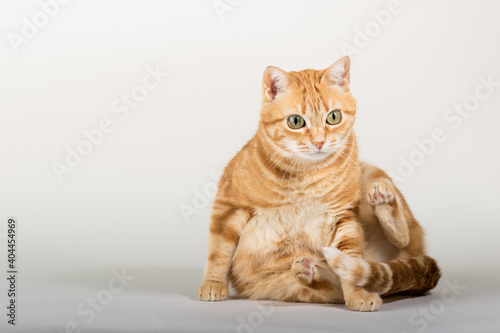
[262,66,289,101]
[322,56,351,92]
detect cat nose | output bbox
[312,140,325,150]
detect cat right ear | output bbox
[262,66,289,101]
[321,56,351,92]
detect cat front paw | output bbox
[198,280,229,301]
[345,288,382,312]
[367,182,394,205]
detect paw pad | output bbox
[367,182,394,205]
[292,257,315,283]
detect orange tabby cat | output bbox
[198,56,440,311]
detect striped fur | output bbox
[323,247,441,296]
[198,56,441,311]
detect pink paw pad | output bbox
[367,183,394,205]
[292,257,316,280]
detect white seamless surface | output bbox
[1,0,499,332]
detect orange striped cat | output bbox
[198,56,440,311]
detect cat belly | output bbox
[229,201,336,295]
[236,202,333,259]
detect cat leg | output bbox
[366,181,410,248]
[198,206,251,301]
[327,215,383,311]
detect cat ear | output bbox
[262,66,289,101]
[322,56,351,92]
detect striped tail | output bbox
[323,247,441,296]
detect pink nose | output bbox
[312,141,325,149]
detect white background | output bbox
[1,1,499,332]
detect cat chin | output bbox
[301,151,331,161]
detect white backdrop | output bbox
[1,1,500,332]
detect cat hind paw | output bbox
[292,257,316,285]
[367,182,394,205]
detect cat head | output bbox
[259,56,356,165]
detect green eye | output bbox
[326,110,342,125]
[287,115,305,129]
